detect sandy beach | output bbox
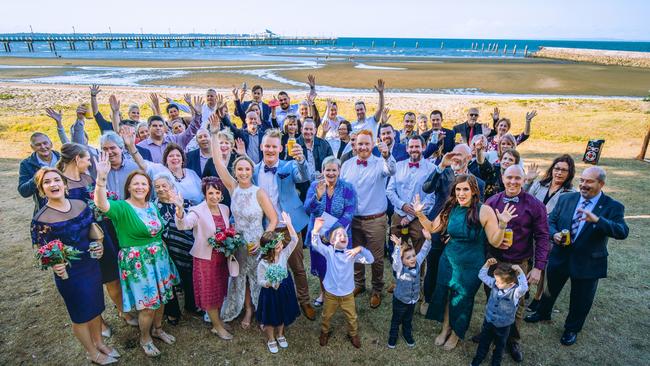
[533,47,650,68]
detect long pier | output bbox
[0,34,337,52]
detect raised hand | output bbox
[215,94,225,110]
[412,194,425,214]
[307,74,316,90]
[208,113,222,132]
[234,138,246,156]
[380,107,391,123]
[377,140,390,158]
[191,96,204,115]
[390,234,402,246]
[439,152,459,168]
[345,246,362,260]
[511,264,524,274]
[526,110,538,122]
[183,93,192,107]
[525,163,539,182]
[485,257,498,267]
[108,95,120,113]
[315,178,326,199]
[170,190,184,209]
[232,87,240,101]
[90,84,101,97]
[495,203,518,224]
[281,211,293,229]
[45,108,63,124]
[491,107,500,121]
[94,152,111,178]
[312,217,325,234]
[119,125,136,149]
[374,78,385,94]
[291,143,304,162]
[238,87,246,101]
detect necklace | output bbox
[172,169,185,183]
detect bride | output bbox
[209,114,278,329]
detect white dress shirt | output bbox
[257,160,285,227]
[573,191,602,239]
[340,154,396,216]
[351,116,379,141]
[387,158,436,221]
[311,233,374,296]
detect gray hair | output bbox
[100,131,125,150]
[585,166,607,184]
[128,104,139,113]
[470,134,486,146]
[136,121,148,132]
[321,156,341,170]
[153,172,178,192]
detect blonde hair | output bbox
[34,167,67,198]
[217,129,235,147]
[262,128,283,143]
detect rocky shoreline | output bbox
[532,47,650,68]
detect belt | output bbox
[354,213,386,221]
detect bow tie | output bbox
[503,196,519,204]
[334,249,345,254]
[356,159,368,167]
[407,266,417,271]
[264,166,277,174]
[408,162,419,168]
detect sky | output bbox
[3,0,649,41]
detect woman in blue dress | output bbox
[57,143,138,332]
[304,156,357,307]
[31,167,120,365]
[413,174,517,351]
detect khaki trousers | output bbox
[321,291,358,336]
[351,214,387,294]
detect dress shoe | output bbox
[353,287,366,297]
[387,283,396,293]
[301,303,316,321]
[508,342,523,363]
[524,312,551,323]
[319,331,331,346]
[470,333,481,343]
[370,293,382,308]
[560,331,578,346]
[526,299,540,313]
[348,334,361,348]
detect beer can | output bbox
[88,242,101,259]
[561,229,571,246]
[400,225,409,236]
[503,229,513,247]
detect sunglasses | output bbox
[469,113,479,117]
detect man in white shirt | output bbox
[340,129,396,309]
[350,79,386,141]
[387,135,436,254]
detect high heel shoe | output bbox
[152,327,176,344]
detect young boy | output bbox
[472,258,529,366]
[311,217,374,349]
[387,231,432,348]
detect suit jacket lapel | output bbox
[576,194,606,240]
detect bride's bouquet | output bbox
[208,227,246,258]
[34,239,82,280]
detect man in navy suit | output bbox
[525,166,629,346]
[422,110,455,160]
[233,84,272,127]
[221,111,264,164]
[372,123,408,162]
[253,128,316,320]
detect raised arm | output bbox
[413,194,443,233]
[416,230,432,265]
[209,116,237,192]
[120,126,148,171]
[93,152,112,212]
[280,212,299,256]
[372,79,385,122]
[45,108,70,144]
[108,94,121,132]
[90,84,101,116]
[523,110,537,136]
[171,95,204,148]
[172,192,199,230]
[390,234,404,273]
[481,203,516,247]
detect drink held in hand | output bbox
[247,242,256,255]
[286,137,296,157]
[561,229,571,246]
[88,242,101,259]
[503,229,514,247]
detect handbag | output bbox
[88,222,105,243]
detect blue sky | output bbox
[3,0,649,41]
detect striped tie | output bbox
[570,199,591,242]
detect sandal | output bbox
[86,351,118,365]
[313,298,324,308]
[140,341,161,357]
[276,336,288,348]
[152,327,176,344]
[97,344,121,358]
[210,327,234,340]
[266,340,279,354]
[120,312,139,327]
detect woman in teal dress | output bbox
[93,152,179,358]
[413,174,517,351]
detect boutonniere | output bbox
[278,173,290,179]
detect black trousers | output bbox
[537,270,599,333]
[164,266,196,318]
[388,297,416,341]
[472,319,511,366]
[423,233,443,303]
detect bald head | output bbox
[579,166,606,198]
[502,164,524,196]
[504,164,524,177]
[583,166,606,184]
[453,143,472,158]
[449,144,472,173]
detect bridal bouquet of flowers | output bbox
[208,227,246,258]
[34,239,82,280]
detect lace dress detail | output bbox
[220,185,264,322]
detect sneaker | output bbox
[387,337,397,349]
[267,340,279,354]
[276,336,289,348]
[203,312,212,323]
[402,334,416,348]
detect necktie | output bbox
[570,199,591,241]
[356,159,368,167]
[503,196,519,204]
[264,166,277,174]
[408,162,419,168]
[468,125,475,143]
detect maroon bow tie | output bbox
[356,159,368,167]
[408,162,419,168]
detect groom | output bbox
[253,128,316,320]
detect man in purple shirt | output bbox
[485,165,549,363]
[135,98,203,163]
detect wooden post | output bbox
[636,124,650,161]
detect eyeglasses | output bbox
[469,114,479,117]
[553,167,569,173]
